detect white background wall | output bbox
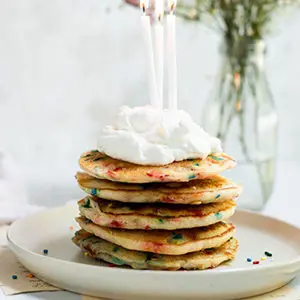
[0,0,299,205]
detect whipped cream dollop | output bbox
[98,106,222,165]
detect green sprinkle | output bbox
[209,155,224,161]
[93,157,104,161]
[188,174,197,179]
[90,150,98,153]
[146,253,154,261]
[265,251,273,257]
[172,232,183,241]
[194,163,200,166]
[82,235,93,242]
[215,212,223,220]
[216,194,221,199]
[157,218,165,224]
[82,198,91,208]
[111,256,125,265]
[82,154,92,158]
[113,246,119,252]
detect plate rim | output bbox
[7,205,300,276]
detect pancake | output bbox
[79,150,236,183]
[72,229,238,270]
[78,197,236,230]
[76,172,242,204]
[76,217,235,255]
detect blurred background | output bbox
[0,0,300,208]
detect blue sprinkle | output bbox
[188,174,197,180]
[247,258,252,262]
[12,275,18,280]
[209,155,224,161]
[43,249,48,255]
[91,188,97,196]
[215,212,223,220]
[216,194,221,199]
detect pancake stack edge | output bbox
[72,150,242,270]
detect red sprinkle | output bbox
[107,170,116,178]
[110,220,123,228]
[144,225,151,230]
[143,242,164,253]
[191,210,204,216]
[146,171,161,178]
[253,261,260,265]
[108,263,116,268]
[161,196,175,203]
[114,167,122,172]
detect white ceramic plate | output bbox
[7,204,300,300]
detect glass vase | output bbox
[203,40,278,210]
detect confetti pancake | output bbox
[78,197,236,230]
[76,172,242,204]
[76,217,235,255]
[79,150,236,183]
[72,230,238,270]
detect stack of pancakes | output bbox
[72,150,242,270]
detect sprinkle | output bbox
[247,258,252,262]
[43,249,48,255]
[146,171,161,178]
[113,246,119,252]
[162,196,175,203]
[107,170,116,177]
[265,251,273,257]
[146,253,154,261]
[261,257,267,261]
[188,174,197,180]
[157,218,164,224]
[215,212,223,220]
[169,232,184,244]
[253,261,260,265]
[209,155,224,161]
[110,220,123,228]
[172,233,183,239]
[91,188,97,196]
[82,198,91,208]
[215,194,221,199]
[90,150,99,153]
[108,263,116,268]
[84,252,89,256]
[144,225,151,230]
[111,256,125,265]
[93,157,104,161]
[69,226,74,230]
[26,273,34,278]
[194,163,200,166]
[12,275,18,280]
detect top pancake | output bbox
[79,150,236,183]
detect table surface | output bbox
[0,161,299,300]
